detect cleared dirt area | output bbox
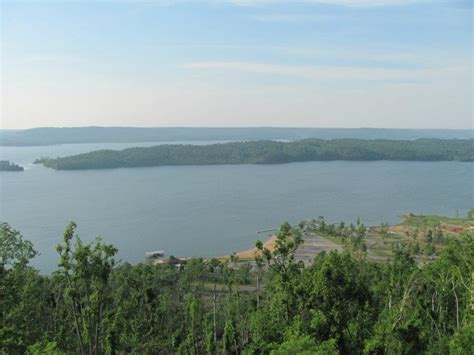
[441,223,465,234]
[294,233,343,264]
[220,233,342,263]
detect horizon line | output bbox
[1,126,473,131]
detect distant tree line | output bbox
[0,160,24,171]
[1,220,473,354]
[2,127,472,146]
[38,138,473,170]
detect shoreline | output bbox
[219,234,277,261]
[216,214,474,264]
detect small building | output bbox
[145,251,186,267]
[145,250,165,261]
[161,255,187,267]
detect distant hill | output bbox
[1,127,472,146]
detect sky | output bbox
[1,0,473,129]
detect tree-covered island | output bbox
[0,160,24,171]
[38,138,473,170]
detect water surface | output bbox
[1,142,472,272]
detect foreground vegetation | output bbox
[38,138,473,170]
[1,215,473,354]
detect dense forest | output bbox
[1,220,473,354]
[1,127,472,146]
[0,160,24,171]
[39,138,473,170]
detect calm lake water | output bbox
[1,142,473,272]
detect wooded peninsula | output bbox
[38,138,473,170]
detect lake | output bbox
[1,142,473,272]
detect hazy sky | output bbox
[1,0,472,129]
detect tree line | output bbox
[38,138,473,170]
[0,160,24,171]
[1,221,473,354]
[3,127,472,146]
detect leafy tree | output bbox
[380,222,390,239]
[426,229,433,243]
[449,316,474,354]
[271,335,337,355]
[468,208,474,221]
[426,243,436,256]
[299,252,375,353]
[435,226,444,243]
[56,222,117,354]
[412,242,420,255]
[256,222,303,323]
[0,223,52,353]
[26,341,62,354]
[0,223,37,268]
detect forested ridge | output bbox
[2,127,472,146]
[39,138,473,170]
[1,219,473,354]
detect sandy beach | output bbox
[220,234,277,260]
